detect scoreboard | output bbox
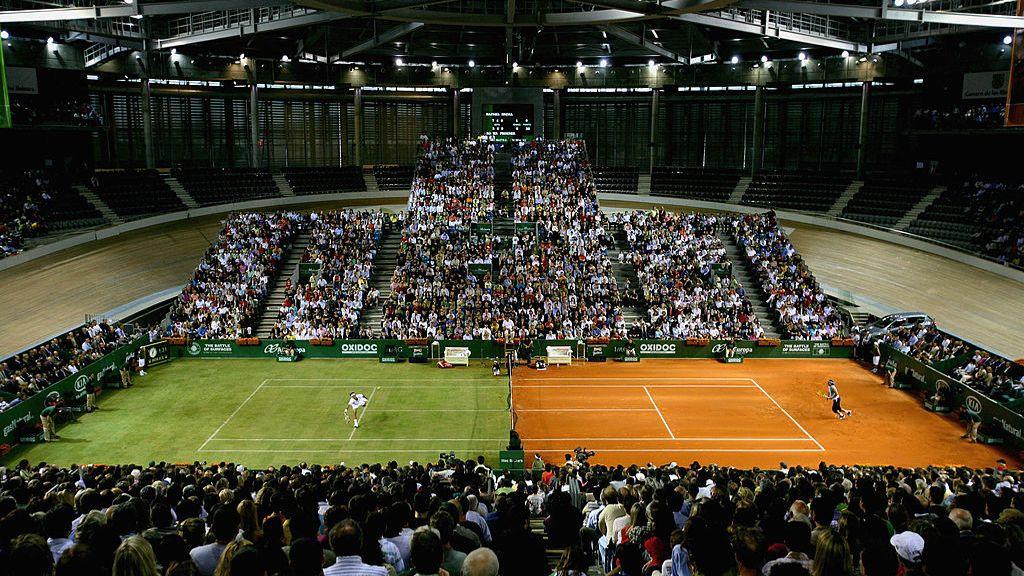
[482,103,535,141]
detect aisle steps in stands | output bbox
[364,171,381,195]
[272,174,296,197]
[165,176,199,209]
[256,232,310,338]
[728,177,751,204]
[896,185,945,230]
[826,180,864,218]
[75,185,123,226]
[358,230,400,335]
[718,230,782,339]
[636,173,651,195]
[612,230,646,327]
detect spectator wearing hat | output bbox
[889,531,925,575]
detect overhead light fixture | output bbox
[0,31,9,40]
[170,48,177,55]
[395,57,403,66]
[731,55,739,64]
[600,58,608,67]
[432,60,439,69]
[760,55,768,63]
[1005,35,1013,45]
[894,0,904,5]
[512,61,518,68]
[123,0,133,4]
[841,50,850,58]
[281,54,290,62]
[239,53,245,60]
[46,36,55,44]
[647,59,656,67]
[651,29,659,39]
[468,59,475,67]
[798,52,806,60]
[576,61,583,68]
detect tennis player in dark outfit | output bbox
[826,379,853,420]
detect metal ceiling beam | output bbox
[67,31,145,50]
[337,21,424,58]
[154,10,351,49]
[601,24,687,62]
[739,0,1024,28]
[0,0,293,23]
[673,11,870,52]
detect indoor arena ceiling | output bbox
[0,0,1021,66]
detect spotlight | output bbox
[798,52,806,60]
[648,59,656,67]
[395,57,403,66]
[123,0,133,4]
[47,36,55,44]
[432,60,439,69]
[731,55,739,64]
[468,59,475,67]
[0,30,9,40]
[281,55,290,62]
[1005,35,1013,45]
[894,0,904,5]
[760,55,768,63]
[841,50,850,58]
[600,58,608,67]
[576,61,583,68]
[170,48,177,55]
[512,61,518,68]
[239,53,245,60]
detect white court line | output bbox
[348,386,380,441]
[209,438,509,442]
[204,436,813,442]
[198,378,268,452]
[262,385,508,389]
[516,377,754,381]
[198,448,500,453]
[268,378,494,382]
[531,448,828,453]
[750,378,826,451]
[644,386,676,439]
[525,437,817,442]
[518,408,657,412]
[513,384,756,389]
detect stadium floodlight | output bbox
[1005,35,1013,45]
[1,30,9,40]
[894,0,904,5]
[468,59,475,67]
[760,55,768,63]
[432,60,439,69]
[731,56,739,64]
[600,58,608,67]
[170,48,177,55]
[395,57,403,66]
[647,59,656,68]
[841,50,850,58]
[576,61,583,68]
[281,55,290,62]
[512,62,518,68]
[46,36,55,44]
[798,52,806,61]
[239,53,245,60]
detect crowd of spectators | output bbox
[959,179,1024,269]
[9,98,103,127]
[165,212,301,340]
[0,320,138,410]
[878,324,972,367]
[380,139,496,339]
[612,209,764,340]
[271,210,387,340]
[733,212,847,340]
[491,140,622,340]
[912,104,1005,130]
[0,170,66,259]
[956,349,1024,404]
[1,456,1023,576]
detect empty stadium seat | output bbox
[649,167,741,202]
[592,166,639,194]
[172,168,281,206]
[283,167,367,195]
[92,170,186,219]
[741,171,852,213]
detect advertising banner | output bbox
[963,71,1009,100]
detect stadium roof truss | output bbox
[0,0,1021,63]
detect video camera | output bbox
[438,451,458,468]
[573,446,596,464]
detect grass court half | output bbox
[1,359,510,468]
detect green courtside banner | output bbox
[880,343,1024,448]
[0,41,11,128]
[0,335,149,446]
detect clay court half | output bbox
[513,359,1019,469]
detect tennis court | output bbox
[512,359,1019,468]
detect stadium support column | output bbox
[649,89,659,174]
[248,69,260,168]
[856,81,871,179]
[140,76,155,169]
[452,88,460,139]
[553,88,562,140]
[354,87,363,167]
[750,85,765,177]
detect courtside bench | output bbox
[546,346,573,366]
[444,347,471,366]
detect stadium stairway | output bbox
[718,230,782,339]
[165,176,199,209]
[826,180,864,218]
[727,177,751,204]
[272,174,296,196]
[611,230,646,327]
[636,172,651,195]
[896,185,946,230]
[75,185,122,226]
[364,171,381,196]
[256,231,311,338]
[358,230,400,335]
